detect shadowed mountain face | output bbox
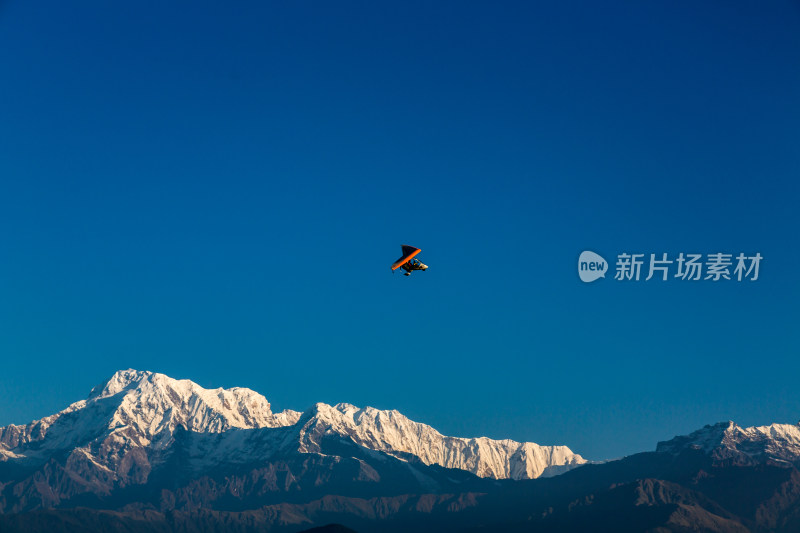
[0,370,581,513]
[656,421,800,467]
[2,371,800,532]
[298,526,359,533]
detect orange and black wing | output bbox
[391,245,421,270]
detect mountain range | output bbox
[1,370,799,532]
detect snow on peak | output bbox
[295,401,586,480]
[0,369,301,456]
[89,369,153,399]
[656,421,800,466]
[2,370,580,482]
[103,369,288,436]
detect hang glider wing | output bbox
[391,245,421,270]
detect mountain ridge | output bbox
[0,369,586,503]
[657,420,800,467]
[3,370,800,531]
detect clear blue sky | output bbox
[1,1,798,460]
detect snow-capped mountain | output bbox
[0,369,300,463]
[4,376,800,532]
[295,402,584,479]
[0,369,585,511]
[656,420,800,466]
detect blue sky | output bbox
[1,1,798,459]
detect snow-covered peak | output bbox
[656,421,800,466]
[89,368,153,399]
[106,369,291,437]
[1,370,581,482]
[0,369,301,455]
[295,401,586,479]
[656,422,733,455]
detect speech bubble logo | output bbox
[578,251,607,283]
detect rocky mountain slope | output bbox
[0,369,585,514]
[656,420,800,467]
[294,401,583,479]
[5,370,800,532]
[4,442,800,532]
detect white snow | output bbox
[0,369,584,481]
[656,420,800,465]
[295,402,586,479]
